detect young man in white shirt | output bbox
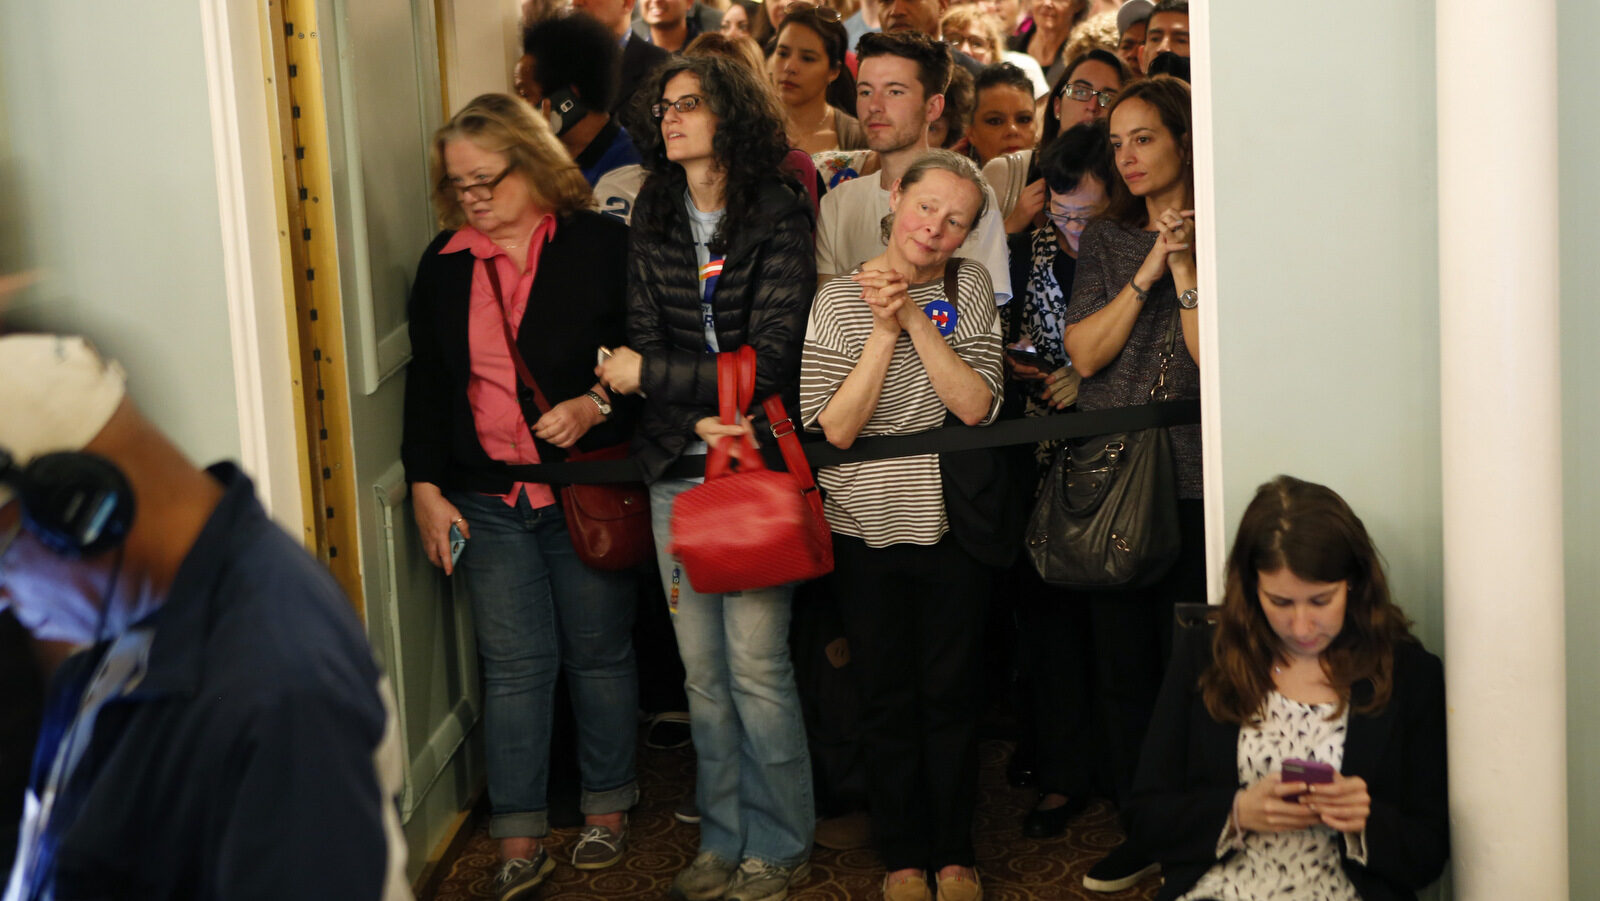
[815,31,1013,305]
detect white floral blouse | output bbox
[1177,691,1364,901]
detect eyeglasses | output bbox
[451,167,515,201]
[1058,83,1116,108]
[785,2,843,22]
[1049,212,1096,226]
[651,94,706,119]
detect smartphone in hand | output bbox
[449,522,467,567]
[1282,758,1335,802]
[1005,345,1045,369]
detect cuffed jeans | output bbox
[649,478,814,868]
[450,490,640,839]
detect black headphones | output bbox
[0,446,136,558]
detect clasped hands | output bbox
[1235,771,1371,837]
[855,267,921,333]
[1138,207,1197,287]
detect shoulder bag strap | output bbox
[943,257,960,303]
[484,258,553,416]
[1149,303,1181,402]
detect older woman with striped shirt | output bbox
[800,149,1004,901]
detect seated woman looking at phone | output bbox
[1127,476,1449,901]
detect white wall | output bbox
[0,1,242,464]
[1205,1,1444,651]
[1559,0,1600,896]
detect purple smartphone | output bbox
[1282,758,1335,802]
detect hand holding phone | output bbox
[1281,758,1335,802]
[1005,345,1045,369]
[449,522,467,568]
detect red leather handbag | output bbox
[668,345,833,593]
[486,264,652,571]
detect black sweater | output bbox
[627,177,816,480]
[402,210,638,493]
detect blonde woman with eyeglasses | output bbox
[403,93,640,901]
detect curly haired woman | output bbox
[597,55,817,901]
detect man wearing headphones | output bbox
[0,335,410,901]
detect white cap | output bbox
[1117,0,1154,34]
[0,334,127,507]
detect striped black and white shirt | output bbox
[800,259,1005,548]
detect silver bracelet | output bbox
[1129,280,1150,304]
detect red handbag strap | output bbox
[737,345,756,415]
[484,259,552,416]
[708,348,764,478]
[761,394,821,504]
[743,347,824,523]
[717,349,739,425]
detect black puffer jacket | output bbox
[628,177,817,481]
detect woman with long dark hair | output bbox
[1060,73,1200,893]
[597,54,817,901]
[768,4,865,154]
[1127,476,1449,901]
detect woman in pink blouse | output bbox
[401,93,639,901]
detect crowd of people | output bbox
[0,1,1457,900]
[396,0,1452,896]
[403,0,1451,900]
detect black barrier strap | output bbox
[504,398,1201,484]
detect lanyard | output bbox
[5,628,153,901]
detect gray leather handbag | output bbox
[1025,306,1183,589]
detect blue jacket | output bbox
[15,465,405,901]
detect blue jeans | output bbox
[650,478,814,867]
[450,490,639,839]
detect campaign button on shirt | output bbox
[924,299,958,336]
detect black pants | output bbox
[832,532,988,872]
[1029,499,1207,808]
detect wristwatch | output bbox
[1178,288,1199,309]
[585,390,613,420]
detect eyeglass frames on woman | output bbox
[1058,83,1116,108]
[451,167,515,202]
[651,95,707,119]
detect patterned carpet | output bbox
[428,739,1159,900]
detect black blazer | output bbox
[1127,624,1449,901]
[402,210,638,494]
[617,33,671,115]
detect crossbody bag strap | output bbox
[943,257,960,304]
[484,258,552,416]
[761,394,825,525]
[747,336,822,517]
